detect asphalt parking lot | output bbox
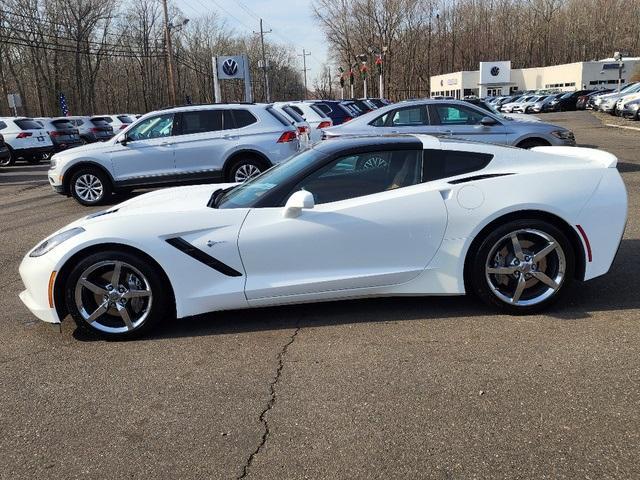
[1,111,639,479]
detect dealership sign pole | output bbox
[212,55,253,103]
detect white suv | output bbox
[0,117,54,166]
[273,101,332,143]
[48,104,300,205]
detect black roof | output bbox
[312,135,424,156]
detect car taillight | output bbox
[120,124,129,130]
[343,116,352,123]
[16,132,33,139]
[277,131,297,143]
[90,127,101,133]
[49,131,61,137]
[297,126,309,134]
[317,121,332,129]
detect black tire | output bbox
[517,138,550,149]
[65,250,172,340]
[0,147,15,167]
[469,218,575,314]
[226,156,268,183]
[69,167,112,206]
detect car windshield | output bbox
[481,101,508,119]
[215,148,327,209]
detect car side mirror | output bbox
[119,135,129,146]
[283,190,314,218]
[480,116,498,126]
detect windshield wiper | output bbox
[208,186,236,208]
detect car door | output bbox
[109,113,176,183]
[369,104,436,136]
[238,149,448,301]
[428,103,507,144]
[172,109,236,180]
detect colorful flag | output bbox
[59,93,69,116]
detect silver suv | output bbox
[48,104,300,205]
[322,99,575,148]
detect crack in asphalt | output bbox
[238,325,301,479]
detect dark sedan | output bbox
[547,90,594,112]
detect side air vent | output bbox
[448,173,514,185]
[166,237,242,277]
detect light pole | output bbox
[300,48,311,99]
[162,0,188,106]
[255,19,272,102]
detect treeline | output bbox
[313,0,640,99]
[0,0,306,117]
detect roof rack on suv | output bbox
[158,102,257,110]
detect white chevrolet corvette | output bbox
[20,135,627,339]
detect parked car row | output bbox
[487,89,599,115]
[586,82,640,120]
[0,113,139,166]
[36,97,425,205]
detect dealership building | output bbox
[430,58,640,98]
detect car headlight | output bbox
[551,130,575,140]
[629,103,640,110]
[49,157,57,169]
[29,227,85,257]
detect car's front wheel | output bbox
[65,250,171,339]
[70,168,112,206]
[470,219,575,314]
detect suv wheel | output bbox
[227,157,266,183]
[0,147,15,167]
[469,219,575,314]
[70,168,112,206]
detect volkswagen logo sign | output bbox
[222,59,238,76]
[490,66,500,77]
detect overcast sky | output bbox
[175,0,328,81]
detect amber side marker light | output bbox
[48,271,57,308]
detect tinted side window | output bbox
[430,105,485,126]
[0,121,6,130]
[127,114,174,141]
[223,110,234,130]
[181,110,223,135]
[289,105,305,117]
[424,150,493,181]
[291,150,423,205]
[282,106,305,123]
[15,119,44,130]
[232,109,257,128]
[316,103,332,114]
[266,106,291,126]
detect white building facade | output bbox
[430,58,640,98]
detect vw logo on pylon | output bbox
[222,59,239,76]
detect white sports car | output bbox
[19,135,627,339]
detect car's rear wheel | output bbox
[70,168,112,206]
[0,147,15,166]
[227,156,267,183]
[470,219,574,314]
[65,251,171,339]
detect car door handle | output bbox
[223,134,238,140]
[161,141,173,146]
[440,129,453,136]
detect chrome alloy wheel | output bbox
[234,163,261,182]
[361,156,388,169]
[74,260,153,333]
[75,174,104,202]
[485,229,566,307]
